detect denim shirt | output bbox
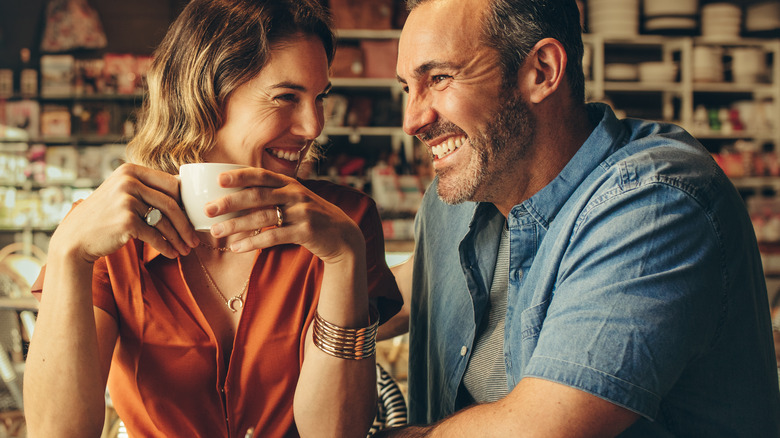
[408,103,780,436]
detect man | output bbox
[378,0,780,436]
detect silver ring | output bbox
[275,205,284,228]
[144,206,163,227]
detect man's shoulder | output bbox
[605,120,727,195]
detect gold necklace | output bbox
[200,241,230,252]
[192,250,251,312]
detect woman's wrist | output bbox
[48,232,97,268]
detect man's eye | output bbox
[431,75,450,84]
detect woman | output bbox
[23,1,402,437]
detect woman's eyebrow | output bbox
[270,81,332,94]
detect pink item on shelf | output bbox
[40,0,107,52]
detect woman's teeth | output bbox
[431,136,465,159]
[269,149,300,162]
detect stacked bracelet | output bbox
[312,308,379,360]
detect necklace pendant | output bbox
[227,296,244,312]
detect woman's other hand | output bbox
[50,163,200,264]
[204,167,364,263]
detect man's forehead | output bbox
[407,0,488,29]
[398,0,487,74]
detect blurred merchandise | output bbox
[330,0,394,29]
[40,55,75,96]
[103,54,137,95]
[18,49,36,98]
[382,218,414,241]
[360,39,398,79]
[642,0,698,32]
[0,145,28,186]
[39,105,71,137]
[371,161,424,214]
[587,0,639,38]
[637,61,678,83]
[324,94,349,127]
[331,43,364,78]
[1,101,40,140]
[0,70,12,98]
[712,141,780,179]
[700,2,741,41]
[746,1,780,33]
[73,58,105,94]
[40,0,107,52]
[44,146,79,184]
[693,45,724,83]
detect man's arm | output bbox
[377,255,413,341]
[375,376,639,437]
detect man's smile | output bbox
[430,135,467,159]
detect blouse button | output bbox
[460,346,468,356]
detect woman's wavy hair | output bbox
[127,0,336,173]
[407,0,585,103]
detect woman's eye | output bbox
[275,94,298,103]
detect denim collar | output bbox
[501,102,628,230]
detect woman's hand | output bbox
[50,163,200,264]
[203,167,364,264]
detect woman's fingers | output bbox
[57,164,199,262]
[205,169,290,218]
[139,206,193,258]
[114,164,200,249]
[211,205,285,238]
[118,166,198,247]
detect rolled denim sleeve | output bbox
[523,179,724,419]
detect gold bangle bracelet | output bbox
[312,308,379,360]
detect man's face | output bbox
[397,0,536,204]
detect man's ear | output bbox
[517,38,567,104]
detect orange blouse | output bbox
[32,180,402,437]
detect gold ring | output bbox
[275,205,284,228]
[252,229,261,236]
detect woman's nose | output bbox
[292,103,324,139]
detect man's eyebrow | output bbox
[397,61,456,84]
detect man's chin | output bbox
[436,179,475,205]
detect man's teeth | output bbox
[269,149,300,161]
[431,136,465,159]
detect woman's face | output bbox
[207,34,331,177]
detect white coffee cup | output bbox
[179,163,248,231]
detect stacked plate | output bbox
[701,2,742,40]
[746,1,780,33]
[693,45,724,82]
[730,46,768,84]
[643,0,698,32]
[638,61,678,83]
[588,0,639,38]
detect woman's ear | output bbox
[518,38,567,104]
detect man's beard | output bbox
[434,90,535,205]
